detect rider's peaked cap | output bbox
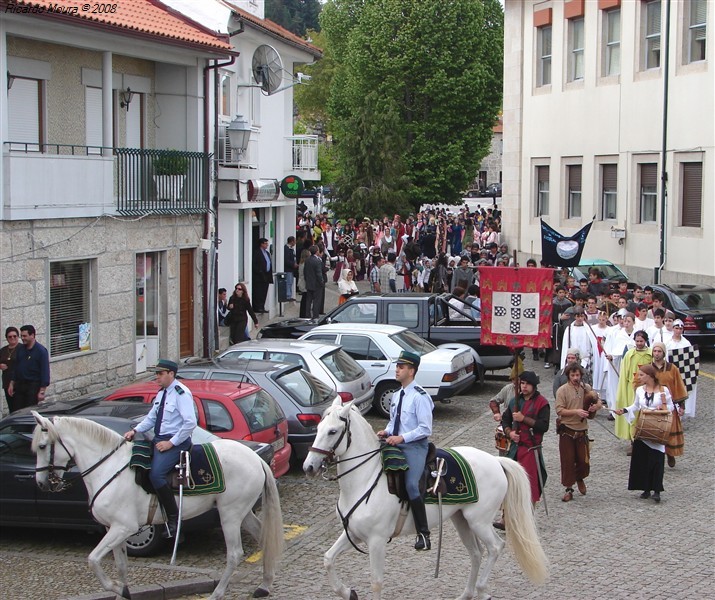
[396,351,421,369]
[151,359,179,373]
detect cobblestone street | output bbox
[1,286,713,599]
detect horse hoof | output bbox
[253,588,270,598]
[349,590,358,600]
[120,585,132,599]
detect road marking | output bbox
[699,369,715,381]
[245,524,307,563]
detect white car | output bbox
[216,340,373,415]
[299,324,475,417]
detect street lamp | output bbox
[226,114,251,156]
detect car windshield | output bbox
[672,289,715,310]
[320,349,365,382]
[234,390,285,433]
[390,330,437,355]
[275,368,334,407]
[580,263,625,280]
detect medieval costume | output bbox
[652,342,688,464]
[614,345,652,441]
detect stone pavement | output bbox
[1,278,713,599]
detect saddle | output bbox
[381,443,452,503]
[129,440,226,497]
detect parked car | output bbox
[178,359,337,462]
[103,380,291,478]
[652,284,715,348]
[483,182,501,198]
[569,259,629,284]
[299,324,475,417]
[0,401,273,557]
[216,340,374,415]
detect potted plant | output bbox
[153,150,189,201]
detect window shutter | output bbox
[85,87,102,152]
[602,164,617,188]
[641,163,657,188]
[8,78,40,148]
[681,163,702,227]
[538,166,549,183]
[692,0,707,26]
[569,165,582,190]
[647,1,661,35]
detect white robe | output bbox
[560,323,600,373]
[602,327,635,410]
[590,324,611,396]
[646,325,672,345]
[666,336,697,418]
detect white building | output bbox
[0,0,233,400]
[164,0,322,320]
[502,0,713,284]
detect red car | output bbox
[103,380,291,478]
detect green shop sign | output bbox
[280,175,304,198]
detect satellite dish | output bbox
[252,45,283,95]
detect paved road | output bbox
[1,283,713,599]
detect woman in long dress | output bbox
[614,330,652,445]
[614,364,674,502]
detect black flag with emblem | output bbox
[540,219,593,267]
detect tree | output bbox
[321,0,504,218]
[266,0,321,37]
[294,29,334,131]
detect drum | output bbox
[633,410,673,446]
[495,426,509,452]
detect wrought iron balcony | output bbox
[115,148,209,215]
[288,135,318,171]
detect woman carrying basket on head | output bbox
[613,364,674,503]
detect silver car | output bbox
[216,340,373,416]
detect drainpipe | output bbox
[203,55,236,358]
[656,0,671,284]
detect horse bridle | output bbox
[308,413,353,465]
[35,422,127,494]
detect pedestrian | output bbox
[369,254,384,293]
[559,308,599,371]
[8,325,50,410]
[500,370,550,505]
[0,327,20,414]
[227,283,259,344]
[552,348,593,397]
[123,359,197,537]
[297,248,311,318]
[379,252,397,293]
[555,363,603,502]
[252,237,273,314]
[304,245,325,319]
[651,341,687,468]
[337,268,359,304]
[377,351,433,551]
[217,288,229,327]
[613,364,674,503]
[283,236,298,302]
[450,255,474,292]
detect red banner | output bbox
[479,267,554,349]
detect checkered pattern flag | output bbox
[669,345,699,392]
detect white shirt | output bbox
[623,385,674,452]
[135,380,197,446]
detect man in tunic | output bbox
[555,363,603,502]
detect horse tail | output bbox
[497,457,549,585]
[259,459,285,579]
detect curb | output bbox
[67,577,218,600]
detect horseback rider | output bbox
[123,359,196,538]
[377,351,434,551]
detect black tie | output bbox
[392,390,405,436]
[153,389,168,436]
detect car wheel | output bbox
[126,525,166,557]
[373,382,399,418]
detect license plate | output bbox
[272,437,285,451]
[707,322,715,329]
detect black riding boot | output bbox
[410,498,431,551]
[155,485,179,538]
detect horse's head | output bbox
[31,411,73,492]
[303,396,354,477]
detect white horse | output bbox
[31,412,284,600]
[303,398,548,600]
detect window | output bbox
[304,334,338,344]
[265,352,308,369]
[386,303,419,328]
[8,77,42,151]
[331,302,377,324]
[340,335,387,361]
[567,165,582,218]
[569,18,585,81]
[644,0,661,69]
[136,253,159,338]
[639,163,658,223]
[201,399,233,433]
[688,0,707,63]
[220,72,232,117]
[234,390,284,433]
[536,166,550,216]
[537,26,552,86]
[601,164,618,220]
[605,9,621,76]
[319,349,364,382]
[681,162,702,227]
[50,260,93,357]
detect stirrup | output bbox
[414,532,431,551]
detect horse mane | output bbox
[44,417,123,453]
[324,403,379,446]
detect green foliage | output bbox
[321,0,504,218]
[317,143,340,187]
[294,29,334,131]
[153,151,189,175]
[266,0,321,36]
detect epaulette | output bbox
[414,385,429,396]
[174,385,185,394]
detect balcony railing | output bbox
[114,148,209,215]
[288,135,319,171]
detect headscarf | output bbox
[338,268,358,296]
